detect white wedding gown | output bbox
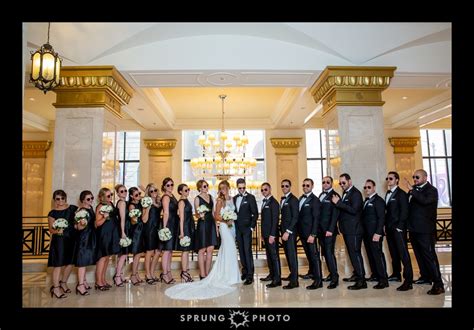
[165,199,241,300]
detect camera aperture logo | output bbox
[228,310,250,328]
[180,310,290,328]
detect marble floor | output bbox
[23,247,451,308]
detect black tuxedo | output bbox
[260,196,281,282]
[407,182,443,287]
[297,193,323,282]
[317,189,340,281]
[362,194,388,282]
[385,187,413,282]
[233,192,258,281]
[334,186,365,280]
[279,193,299,283]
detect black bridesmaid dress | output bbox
[194,195,218,250]
[143,203,162,251]
[115,199,130,255]
[127,201,145,255]
[95,202,121,259]
[159,194,179,251]
[47,204,78,267]
[73,207,97,267]
[176,199,195,251]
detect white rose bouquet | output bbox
[100,204,113,219]
[119,236,132,247]
[158,228,172,241]
[141,196,153,208]
[179,235,191,247]
[196,205,210,219]
[129,209,142,224]
[74,210,89,228]
[52,218,69,235]
[220,206,237,228]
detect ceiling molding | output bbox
[23,110,50,132]
[390,72,451,89]
[173,118,274,130]
[271,88,306,127]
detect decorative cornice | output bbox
[53,66,134,118]
[270,138,302,155]
[310,66,396,116]
[23,141,52,158]
[389,137,420,154]
[144,139,177,157]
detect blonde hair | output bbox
[217,180,230,202]
[98,187,111,204]
[196,179,209,192]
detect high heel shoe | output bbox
[94,283,109,291]
[113,274,124,287]
[84,282,91,290]
[162,271,175,284]
[200,275,206,280]
[75,283,90,296]
[50,286,66,298]
[59,280,71,293]
[181,271,193,283]
[130,273,140,286]
[145,275,156,285]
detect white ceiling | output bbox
[23,22,452,132]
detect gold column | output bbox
[53,66,134,118]
[389,137,420,191]
[22,141,52,217]
[270,138,302,195]
[144,139,177,185]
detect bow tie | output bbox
[365,197,370,201]
[281,196,286,200]
[301,195,309,199]
[238,194,244,197]
[263,198,268,203]
[387,190,393,194]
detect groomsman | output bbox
[361,179,389,289]
[405,169,445,295]
[297,178,323,290]
[259,182,282,288]
[318,176,340,289]
[332,173,366,290]
[279,179,300,289]
[234,178,258,285]
[384,171,413,291]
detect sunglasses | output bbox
[86,197,94,201]
[183,189,189,193]
[302,184,311,188]
[55,197,65,201]
[119,189,127,193]
[339,182,347,185]
[261,188,268,192]
[106,193,113,198]
[322,181,331,184]
[412,175,420,179]
[281,184,290,188]
[166,183,174,187]
[202,185,208,189]
[133,193,140,198]
[149,189,158,193]
[363,186,373,190]
[386,177,395,181]
[238,187,246,190]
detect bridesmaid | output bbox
[47,190,78,298]
[142,183,162,284]
[113,184,128,286]
[194,179,218,279]
[159,177,179,284]
[73,190,97,295]
[95,188,120,290]
[128,187,144,285]
[176,183,195,282]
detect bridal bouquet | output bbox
[99,204,113,219]
[74,210,89,228]
[179,235,191,247]
[52,218,69,235]
[141,196,153,208]
[196,205,210,219]
[220,206,237,228]
[119,236,132,247]
[129,209,142,224]
[158,228,172,241]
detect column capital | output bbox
[144,139,177,157]
[389,137,420,154]
[22,140,52,158]
[310,66,396,116]
[53,66,134,118]
[270,138,302,155]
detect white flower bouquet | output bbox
[220,206,237,228]
[129,209,142,224]
[119,236,132,247]
[52,218,69,235]
[179,235,191,247]
[196,205,210,219]
[74,209,89,228]
[141,196,153,208]
[158,228,172,241]
[100,204,113,219]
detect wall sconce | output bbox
[30,22,62,94]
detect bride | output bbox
[165,180,241,300]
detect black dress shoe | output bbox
[322,275,332,282]
[243,279,253,285]
[342,275,357,282]
[241,274,247,281]
[327,281,339,289]
[306,281,323,290]
[366,275,378,282]
[260,275,273,282]
[348,281,367,290]
[266,281,282,288]
[414,278,432,285]
[427,286,445,295]
[281,275,291,281]
[299,273,314,280]
[388,274,402,282]
[373,282,389,289]
[396,282,413,291]
[282,282,299,289]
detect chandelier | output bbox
[190,95,257,181]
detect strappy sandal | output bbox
[59,280,71,293]
[113,273,124,287]
[181,270,194,282]
[50,285,66,298]
[76,283,90,296]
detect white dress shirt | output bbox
[320,188,333,202]
[236,192,247,212]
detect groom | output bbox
[233,178,258,285]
